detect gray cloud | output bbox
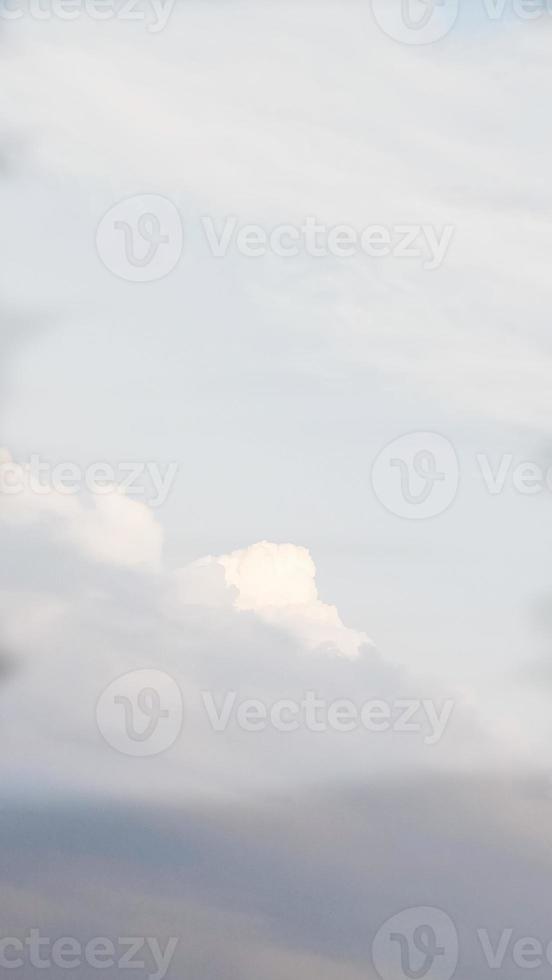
[2,777,552,979]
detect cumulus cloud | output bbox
[0,0,546,807]
[1,10,549,974]
[0,451,505,804]
[0,449,365,656]
[171,541,370,659]
[221,541,319,610]
[0,449,163,570]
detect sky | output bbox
[1,3,552,978]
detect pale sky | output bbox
[2,5,552,979]
[2,3,552,787]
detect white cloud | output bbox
[1,447,364,654]
[0,446,519,803]
[168,541,370,659]
[0,6,549,806]
[219,541,370,658]
[221,541,319,611]
[0,449,163,570]
[68,490,164,570]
